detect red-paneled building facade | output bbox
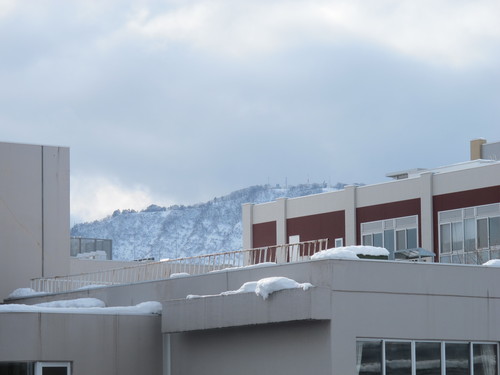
[243,159,500,264]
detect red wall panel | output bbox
[432,185,500,255]
[287,211,345,249]
[356,199,421,245]
[252,221,277,248]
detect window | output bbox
[356,341,498,375]
[361,216,419,259]
[335,238,344,247]
[415,342,441,375]
[0,362,70,375]
[385,341,411,375]
[356,341,382,375]
[439,203,500,264]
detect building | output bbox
[1,139,500,375]
[242,139,500,265]
[0,141,142,302]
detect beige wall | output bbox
[244,161,500,251]
[0,312,162,375]
[0,142,70,301]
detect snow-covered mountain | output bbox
[71,183,355,261]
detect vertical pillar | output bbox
[276,198,288,263]
[242,203,254,250]
[470,138,486,160]
[419,172,434,253]
[276,198,288,245]
[345,185,357,246]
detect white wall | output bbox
[0,142,70,301]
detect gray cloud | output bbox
[0,0,499,222]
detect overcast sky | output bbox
[1,0,499,224]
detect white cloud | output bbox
[70,174,172,223]
[0,0,16,18]
[123,0,500,67]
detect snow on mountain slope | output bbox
[70,183,353,261]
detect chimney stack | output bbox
[470,138,486,160]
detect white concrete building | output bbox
[1,139,500,375]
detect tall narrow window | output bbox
[452,222,464,251]
[386,341,412,375]
[473,343,498,375]
[373,233,383,248]
[416,342,441,375]
[489,217,500,247]
[384,230,395,257]
[363,234,373,246]
[356,341,382,375]
[440,224,452,253]
[477,219,489,249]
[396,230,406,251]
[445,343,469,375]
[407,228,417,249]
[464,218,476,252]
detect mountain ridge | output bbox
[71,183,359,260]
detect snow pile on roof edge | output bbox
[311,246,389,260]
[187,276,313,300]
[483,259,500,267]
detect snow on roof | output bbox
[208,262,277,274]
[0,298,162,315]
[187,276,313,300]
[311,246,389,260]
[169,272,191,278]
[483,259,500,267]
[7,288,47,299]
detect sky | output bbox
[0,0,499,224]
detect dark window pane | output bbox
[416,342,441,375]
[363,234,373,246]
[384,229,395,251]
[445,343,469,375]
[441,224,451,253]
[396,230,406,251]
[386,341,412,375]
[489,217,500,247]
[357,341,382,375]
[464,218,476,252]
[41,368,67,375]
[478,219,488,249]
[452,222,463,251]
[407,228,417,249]
[473,344,498,375]
[0,362,34,375]
[373,233,383,248]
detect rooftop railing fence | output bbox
[30,239,329,294]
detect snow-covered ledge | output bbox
[162,286,331,333]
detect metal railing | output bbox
[71,237,112,260]
[30,239,328,294]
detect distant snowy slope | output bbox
[71,183,354,261]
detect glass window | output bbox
[363,234,373,246]
[477,219,489,249]
[386,341,412,375]
[473,343,498,375]
[489,217,500,247]
[396,230,406,251]
[445,343,469,375]
[464,218,476,252]
[416,342,441,375]
[0,362,34,375]
[440,224,451,253]
[373,233,383,248]
[452,222,464,251]
[407,228,417,249]
[384,230,395,258]
[356,341,382,375]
